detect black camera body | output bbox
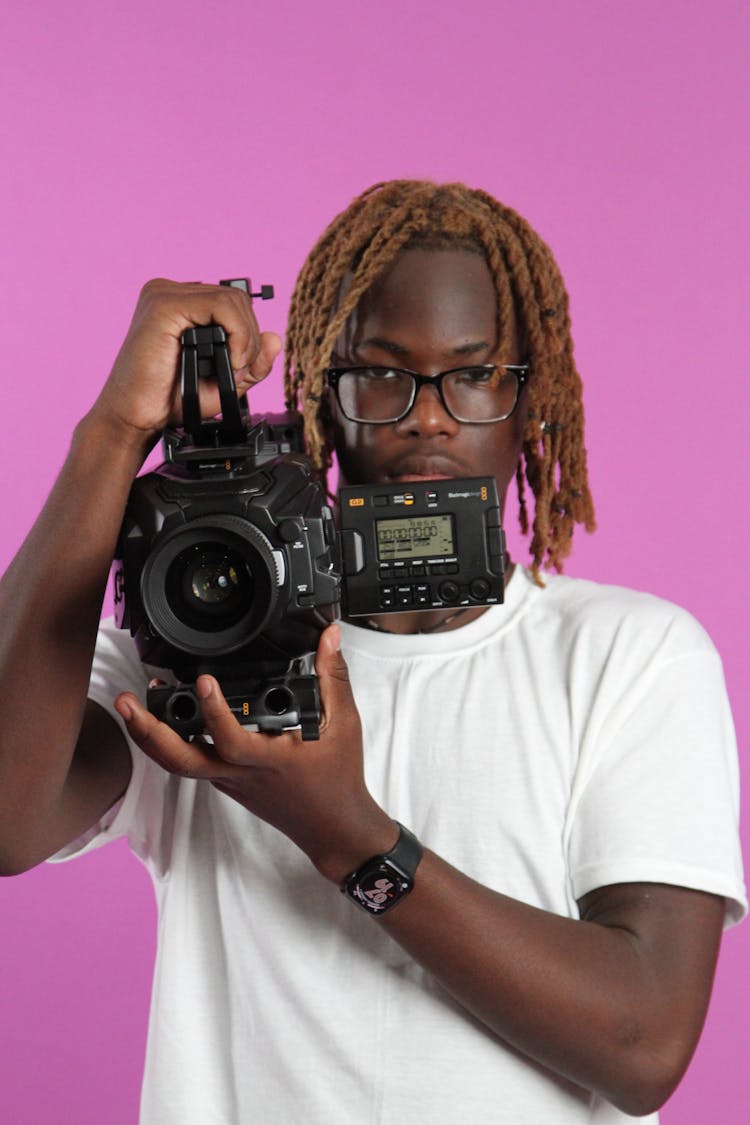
[113,279,506,742]
[113,414,340,740]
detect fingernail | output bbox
[329,623,341,652]
[116,700,133,722]
[197,677,213,700]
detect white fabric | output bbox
[53,568,747,1124]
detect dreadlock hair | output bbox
[284,180,595,577]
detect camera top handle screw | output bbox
[219,278,274,302]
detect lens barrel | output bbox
[141,514,284,656]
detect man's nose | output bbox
[396,380,460,436]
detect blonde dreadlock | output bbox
[284,180,595,576]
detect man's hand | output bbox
[92,278,282,444]
[114,624,397,880]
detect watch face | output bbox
[349,861,412,914]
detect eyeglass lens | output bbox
[336,367,521,423]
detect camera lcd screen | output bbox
[376,514,455,561]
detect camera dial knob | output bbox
[279,519,302,543]
[437,580,460,603]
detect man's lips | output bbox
[385,457,470,482]
[393,473,453,482]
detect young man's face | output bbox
[327,247,527,518]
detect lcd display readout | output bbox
[375,514,456,561]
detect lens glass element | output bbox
[190,559,241,605]
[165,542,254,631]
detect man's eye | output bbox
[455,367,497,385]
[362,367,402,381]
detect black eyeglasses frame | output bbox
[325,362,530,425]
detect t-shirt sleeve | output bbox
[49,618,175,873]
[566,605,747,927]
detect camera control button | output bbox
[279,519,302,543]
[396,585,414,606]
[324,518,337,546]
[470,578,491,600]
[486,526,505,556]
[415,585,430,605]
[489,551,506,576]
[438,580,460,603]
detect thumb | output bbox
[315,624,361,739]
[314,621,344,670]
[315,623,356,734]
[235,332,283,392]
[249,331,283,381]
[315,623,350,687]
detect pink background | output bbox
[1,1,748,1120]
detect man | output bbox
[0,181,744,1123]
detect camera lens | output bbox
[141,515,282,656]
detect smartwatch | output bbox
[342,823,423,916]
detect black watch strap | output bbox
[342,823,423,916]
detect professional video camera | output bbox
[113,279,340,740]
[113,279,508,741]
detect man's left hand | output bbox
[114,624,397,881]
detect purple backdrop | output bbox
[1,2,747,1121]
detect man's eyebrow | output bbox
[354,336,410,357]
[451,340,494,356]
[354,337,493,358]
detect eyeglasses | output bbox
[325,363,530,424]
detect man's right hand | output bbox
[90,279,283,444]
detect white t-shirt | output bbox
[54,568,747,1124]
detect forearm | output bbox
[376,848,721,1115]
[0,410,151,863]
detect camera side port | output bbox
[264,687,293,715]
[147,683,204,739]
[167,690,201,726]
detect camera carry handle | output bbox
[180,278,274,446]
